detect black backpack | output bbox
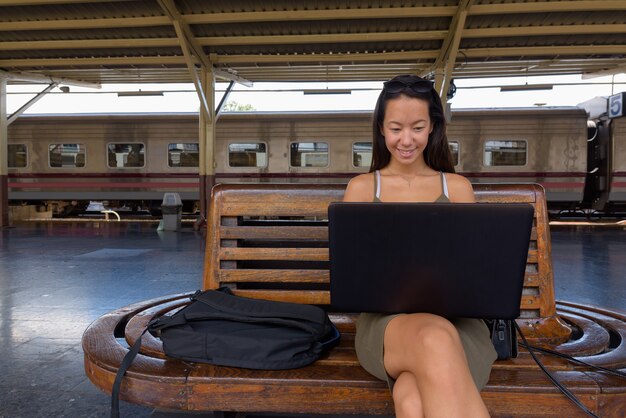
[111,287,340,417]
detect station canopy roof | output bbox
[1,0,625,87]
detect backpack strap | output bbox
[110,326,149,418]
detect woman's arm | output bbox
[343,173,375,202]
[446,173,476,203]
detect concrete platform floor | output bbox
[0,221,624,418]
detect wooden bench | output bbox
[83,183,626,417]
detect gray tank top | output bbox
[373,170,450,203]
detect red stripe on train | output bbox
[9,172,590,180]
[8,182,198,189]
[8,181,583,190]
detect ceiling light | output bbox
[117,90,164,97]
[302,89,352,95]
[500,84,553,92]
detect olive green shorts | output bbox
[355,313,497,391]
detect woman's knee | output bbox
[413,315,462,353]
[384,314,464,376]
[391,314,461,352]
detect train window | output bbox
[228,143,267,168]
[449,141,459,166]
[290,142,329,168]
[352,142,372,168]
[107,143,145,168]
[483,140,527,166]
[168,143,199,167]
[49,144,86,168]
[8,144,28,168]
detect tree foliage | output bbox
[222,101,255,112]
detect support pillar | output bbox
[0,77,9,228]
[198,67,216,223]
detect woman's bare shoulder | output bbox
[344,172,375,202]
[444,173,475,203]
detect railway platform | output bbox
[0,220,624,418]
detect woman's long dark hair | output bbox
[370,74,455,173]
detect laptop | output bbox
[328,202,534,319]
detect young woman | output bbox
[343,74,497,418]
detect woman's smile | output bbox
[396,147,418,158]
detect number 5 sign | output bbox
[609,92,624,119]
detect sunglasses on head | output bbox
[383,79,434,94]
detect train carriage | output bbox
[6,107,623,216]
[449,108,588,205]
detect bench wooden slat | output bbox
[524,276,540,288]
[219,269,329,283]
[220,247,328,261]
[221,203,332,217]
[526,250,538,263]
[221,226,328,240]
[185,370,394,416]
[218,188,343,218]
[520,295,542,310]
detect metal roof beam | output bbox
[0,56,190,67]
[463,24,626,38]
[461,45,626,58]
[0,69,100,88]
[7,82,56,125]
[431,0,473,101]
[199,31,448,46]
[0,38,180,50]
[158,0,210,69]
[0,16,170,31]
[157,0,211,121]
[213,68,252,88]
[183,6,456,24]
[470,0,626,15]
[0,0,131,5]
[210,50,440,64]
[582,63,626,79]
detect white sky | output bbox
[6,73,626,115]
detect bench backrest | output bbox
[203,183,571,344]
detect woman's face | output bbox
[381,95,433,166]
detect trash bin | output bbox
[160,193,182,231]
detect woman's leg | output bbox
[384,313,490,418]
[392,371,424,418]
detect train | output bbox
[6,106,626,217]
